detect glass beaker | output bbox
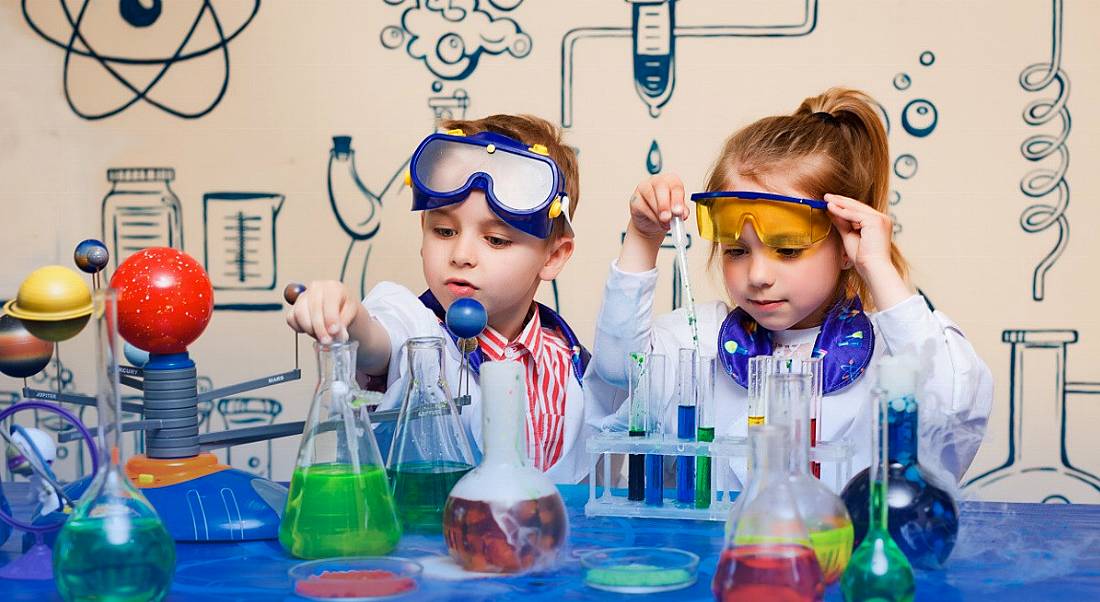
[53,290,175,602]
[840,354,958,570]
[766,366,853,585]
[714,425,824,601]
[840,357,915,601]
[279,341,401,559]
[443,361,568,573]
[101,168,183,271]
[386,337,475,533]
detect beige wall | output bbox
[1,1,1097,503]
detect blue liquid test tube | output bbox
[676,349,696,504]
[643,353,667,506]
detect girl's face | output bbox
[719,173,848,331]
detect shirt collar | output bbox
[478,305,543,361]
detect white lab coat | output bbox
[588,261,994,491]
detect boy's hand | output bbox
[628,173,690,242]
[286,280,362,345]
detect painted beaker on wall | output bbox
[202,192,285,291]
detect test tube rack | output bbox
[585,431,853,521]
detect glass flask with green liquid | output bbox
[765,362,854,585]
[386,337,475,533]
[53,289,176,602]
[279,340,401,559]
[841,355,916,602]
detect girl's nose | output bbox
[747,253,775,288]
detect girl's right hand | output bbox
[628,173,690,242]
[286,280,362,345]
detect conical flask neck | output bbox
[406,337,444,385]
[316,341,358,385]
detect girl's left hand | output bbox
[824,194,895,273]
[825,193,912,310]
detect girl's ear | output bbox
[841,250,855,270]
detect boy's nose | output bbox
[449,233,478,268]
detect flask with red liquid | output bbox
[713,424,824,602]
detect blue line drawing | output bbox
[1018,0,1069,302]
[893,73,912,91]
[101,168,184,272]
[21,0,260,120]
[901,99,938,138]
[561,0,818,127]
[327,137,408,300]
[893,155,918,180]
[379,0,532,80]
[428,82,470,121]
[216,397,282,479]
[964,330,1100,503]
[203,192,285,312]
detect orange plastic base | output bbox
[126,453,230,489]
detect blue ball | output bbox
[124,341,150,368]
[446,298,487,339]
[73,239,109,274]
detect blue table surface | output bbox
[2,484,1099,601]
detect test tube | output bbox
[675,348,696,504]
[747,355,772,427]
[805,356,823,479]
[644,353,667,506]
[627,352,648,501]
[694,355,716,509]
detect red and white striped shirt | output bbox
[478,308,573,471]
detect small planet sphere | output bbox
[0,313,53,378]
[283,283,306,305]
[73,239,109,274]
[123,341,150,367]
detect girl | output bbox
[591,88,993,490]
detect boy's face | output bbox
[421,191,573,332]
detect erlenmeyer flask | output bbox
[713,425,824,602]
[766,367,854,585]
[53,289,175,602]
[443,360,568,573]
[279,340,401,559]
[840,353,958,570]
[386,337,475,533]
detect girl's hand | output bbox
[825,194,895,273]
[628,173,690,242]
[825,194,911,309]
[619,173,690,273]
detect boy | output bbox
[288,114,615,483]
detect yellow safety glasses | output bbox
[690,191,832,249]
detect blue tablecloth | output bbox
[2,485,1099,601]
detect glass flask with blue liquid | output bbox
[53,290,176,602]
[840,354,959,570]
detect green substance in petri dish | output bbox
[388,460,472,533]
[586,564,693,588]
[53,516,175,602]
[280,463,402,559]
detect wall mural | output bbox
[20,0,261,120]
[3,1,1097,503]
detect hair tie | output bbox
[812,111,838,125]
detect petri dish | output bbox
[289,557,422,601]
[580,547,699,594]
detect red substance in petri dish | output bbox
[295,569,416,599]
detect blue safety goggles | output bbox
[408,130,571,239]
